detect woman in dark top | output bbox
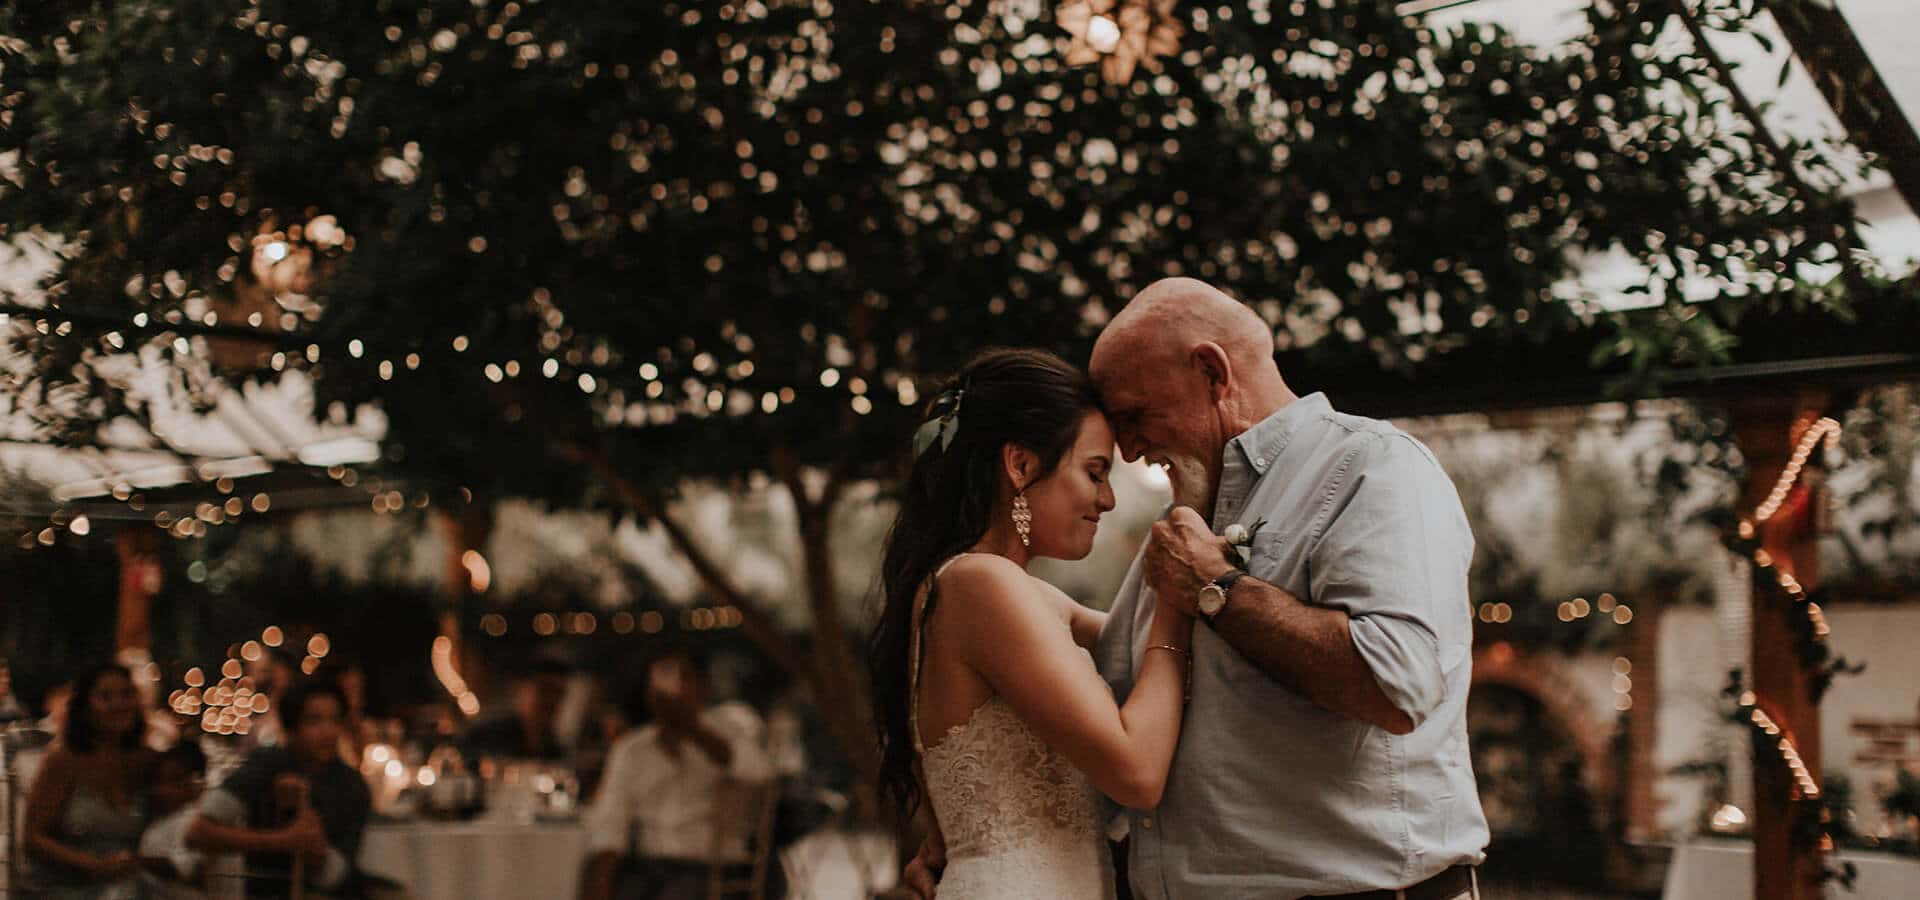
[186,680,370,898]
[21,663,158,899]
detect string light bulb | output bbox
[1753,417,1840,524]
[431,636,481,716]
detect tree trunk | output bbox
[1729,391,1830,900]
[572,444,880,789]
[780,458,881,798]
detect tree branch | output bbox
[561,440,813,680]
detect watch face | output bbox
[1198,585,1226,616]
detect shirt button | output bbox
[1255,456,1268,467]
[1140,816,1154,830]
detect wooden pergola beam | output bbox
[1768,0,1920,216]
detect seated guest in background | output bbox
[9,679,73,799]
[458,657,572,762]
[20,662,157,899]
[187,680,371,898]
[0,657,27,722]
[564,679,628,800]
[139,739,209,893]
[335,663,372,761]
[581,649,776,900]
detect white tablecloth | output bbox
[780,827,896,900]
[360,821,590,900]
[1663,839,1920,900]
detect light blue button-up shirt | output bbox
[1095,393,1488,898]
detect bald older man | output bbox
[904,278,1488,900]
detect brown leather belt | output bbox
[1313,865,1477,900]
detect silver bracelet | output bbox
[1146,644,1192,702]
[1145,644,1190,663]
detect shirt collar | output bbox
[1227,392,1331,477]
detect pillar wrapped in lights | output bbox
[1729,399,1844,899]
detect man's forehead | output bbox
[1095,373,1146,412]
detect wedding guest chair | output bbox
[705,775,782,900]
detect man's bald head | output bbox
[1087,278,1295,514]
[1090,277,1275,382]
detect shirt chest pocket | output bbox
[1247,528,1311,599]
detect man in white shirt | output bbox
[580,650,775,900]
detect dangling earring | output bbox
[1011,492,1032,548]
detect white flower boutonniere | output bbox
[1223,519,1263,569]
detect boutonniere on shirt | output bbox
[1222,519,1265,569]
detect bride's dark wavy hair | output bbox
[868,347,1102,825]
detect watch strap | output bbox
[1212,569,1247,592]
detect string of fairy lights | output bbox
[151,598,748,731]
[433,607,744,718]
[1731,689,1822,803]
[475,604,744,640]
[1735,416,1843,666]
[2,290,919,420]
[4,289,920,552]
[10,455,462,555]
[1476,590,1640,714]
[1748,417,1842,527]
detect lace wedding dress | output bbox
[910,555,1115,900]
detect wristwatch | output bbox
[1197,569,1247,621]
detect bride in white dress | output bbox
[869,348,1195,900]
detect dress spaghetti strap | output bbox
[909,553,977,754]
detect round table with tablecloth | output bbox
[358,820,590,900]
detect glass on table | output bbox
[479,760,581,823]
